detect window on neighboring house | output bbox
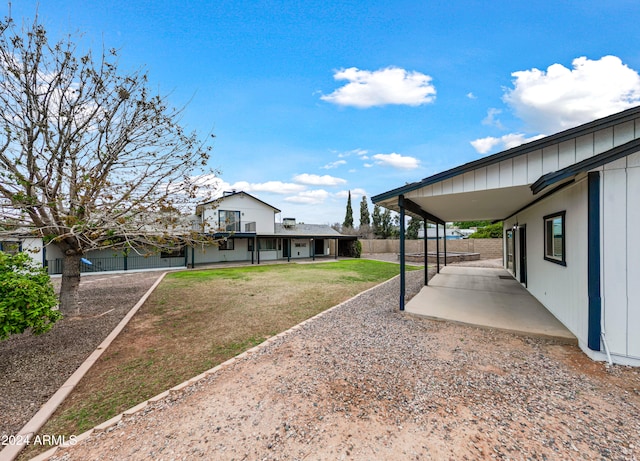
[219,210,240,232]
[544,211,566,265]
[218,239,234,250]
[161,247,185,258]
[0,241,20,255]
[259,238,277,250]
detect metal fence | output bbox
[47,254,186,275]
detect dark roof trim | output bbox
[372,105,640,203]
[531,137,640,194]
[198,191,282,213]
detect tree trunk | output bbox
[60,252,82,315]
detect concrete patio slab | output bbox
[406,265,576,342]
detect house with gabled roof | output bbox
[189,190,357,265]
[372,106,640,366]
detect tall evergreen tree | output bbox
[407,217,423,239]
[359,196,370,228]
[343,191,354,229]
[372,204,382,236]
[381,209,392,238]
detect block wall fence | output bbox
[359,238,504,260]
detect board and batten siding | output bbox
[410,118,640,198]
[601,150,640,360]
[504,179,589,347]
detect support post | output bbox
[424,220,428,286]
[399,195,406,311]
[311,238,315,261]
[436,223,440,273]
[443,225,447,266]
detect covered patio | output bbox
[406,265,576,342]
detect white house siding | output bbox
[200,194,277,234]
[602,152,640,361]
[504,179,589,349]
[290,239,311,258]
[416,117,640,203]
[192,238,251,264]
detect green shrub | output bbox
[0,251,61,340]
[351,240,362,258]
[469,222,503,238]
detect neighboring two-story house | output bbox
[191,190,356,265]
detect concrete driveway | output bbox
[406,265,576,342]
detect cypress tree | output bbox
[343,190,354,228]
[359,196,370,228]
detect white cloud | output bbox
[321,66,436,108]
[467,92,477,99]
[470,133,546,154]
[363,163,373,168]
[503,55,640,132]
[284,189,330,205]
[226,180,306,194]
[292,173,347,186]
[321,160,347,169]
[335,188,367,200]
[482,108,504,129]
[336,148,368,158]
[372,152,420,169]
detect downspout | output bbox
[399,195,406,311]
[601,331,613,366]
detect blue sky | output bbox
[4,1,640,225]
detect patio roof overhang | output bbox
[375,185,536,223]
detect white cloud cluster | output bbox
[470,133,546,155]
[321,67,436,108]
[284,189,330,205]
[372,152,420,169]
[321,159,347,169]
[292,173,347,186]
[471,55,640,155]
[504,55,640,133]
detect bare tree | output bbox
[0,16,217,314]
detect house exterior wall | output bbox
[193,238,252,265]
[601,151,640,361]
[502,151,640,365]
[290,239,310,258]
[504,179,590,349]
[200,194,277,234]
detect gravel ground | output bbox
[0,271,162,439]
[47,265,640,460]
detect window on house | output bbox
[218,239,234,250]
[219,210,240,232]
[0,241,20,255]
[544,211,566,265]
[161,247,185,258]
[259,238,277,250]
